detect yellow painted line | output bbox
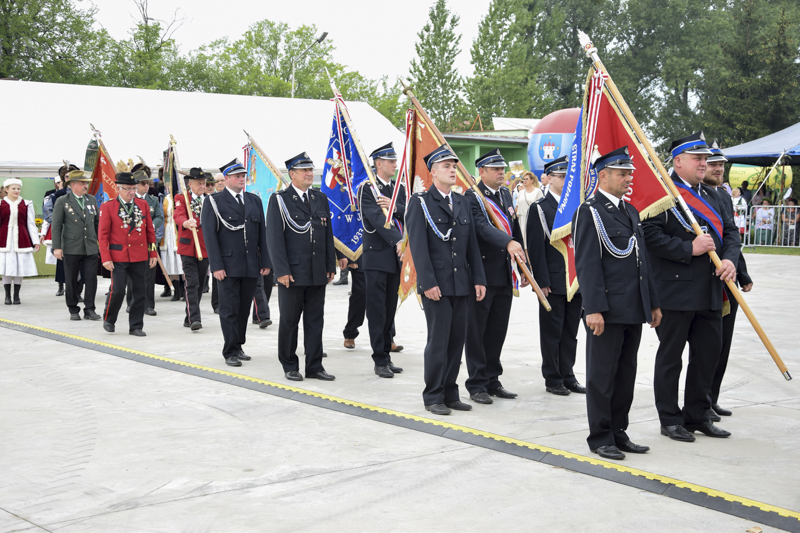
[2,316,799,520]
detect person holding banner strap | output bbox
[702,141,753,420]
[406,145,486,416]
[642,131,740,442]
[526,156,585,397]
[266,152,336,382]
[464,148,526,404]
[201,159,271,367]
[573,146,662,461]
[175,168,210,332]
[358,142,405,378]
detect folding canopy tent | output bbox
[724,121,800,167]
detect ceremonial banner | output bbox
[552,66,673,300]
[244,141,284,216]
[87,138,117,203]
[321,97,369,261]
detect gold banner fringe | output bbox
[334,239,362,262]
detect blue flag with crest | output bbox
[245,143,283,215]
[320,101,368,261]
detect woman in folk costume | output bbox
[1,179,41,304]
[157,165,184,301]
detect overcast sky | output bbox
[89,0,494,83]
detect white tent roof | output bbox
[0,80,403,178]
[492,117,540,135]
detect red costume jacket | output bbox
[98,197,157,264]
[173,192,207,257]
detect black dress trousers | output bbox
[217,276,258,359]
[539,293,583,387]
[342,268,366,340]
[64,253,98,314]
[104,261,147,331]
[654,309,722,426]
[584,322,641,449]
[422,295,468,406]
[251,272,273,322]
[181,255,209,324]
[365,269,400,367]
[126,262,156,310]
[465,284,512,395]
[278,284,326,375]
[711,289,739,404]
[211,277,219,312]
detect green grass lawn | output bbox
[743,246,800,256]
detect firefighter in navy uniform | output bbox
[406,145,486,416]
[702,141,753,420]
[358,142,406,378]
[201,159,271,367]
[642,132,740,442]
[573,147,662,460]
[98,172,158,336]
[463,148,526,404]
[526,156,585,396]
[266,152,337,382]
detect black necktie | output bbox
[303,193,309,207]
[447,195,452,211]
[692,185,700,194]
[236,193,243,206]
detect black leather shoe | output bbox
[259,319,272,328]
[56,284,65,296]
[285,370,303,381]
[617,440,650,454]
[390,342,404,352]
[546,384,571,396]
[237,351,251,361]
[712,403,732,416]
[160,287,171,297]
[425,403,451,415]
[144,308,157,316]
[307,370,335,381]
[685,421,731,438]
[707,409,721,422]
[129,329,146,337]
[332,276,349,286]
[445,400,472,411]
[125,305,131,313]
[374,365,394,378]
[190,321,202,331]
[225,357,242,367]
[183,320,191,328]
[565,381,586,394]
[388,362,403,373]
[322,351,328,358]
[489,387,518,399]
[592,445,625,460]
[84,310,101,321]
[213,308,219,314]
[70,313,82,321]
[660,425,696,442]
[103,322,115,333]
[470,392,493,404]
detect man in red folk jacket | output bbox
[99,172,157,336]
[173,168,210,331]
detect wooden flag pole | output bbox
[324,69,392,222]
[579,31,790,381]
[400,80,551,311]
[243,130,290,187]
[169,135,203,261]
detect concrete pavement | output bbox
[0,253,798,532]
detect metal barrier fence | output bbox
[735,204,800,247]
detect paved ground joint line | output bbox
[2,318,798,532]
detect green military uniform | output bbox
[51,172,100,319]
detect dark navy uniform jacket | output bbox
[713,187,752,287]
[642,180,740,311]
[359,180,406,274]
[406,188,486,296]
[201,189,271,278]
[464,182,523,288]
[526,192,577,296]
[266,186,335,286]
[573,194,660,324]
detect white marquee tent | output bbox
[0,80,403,179]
